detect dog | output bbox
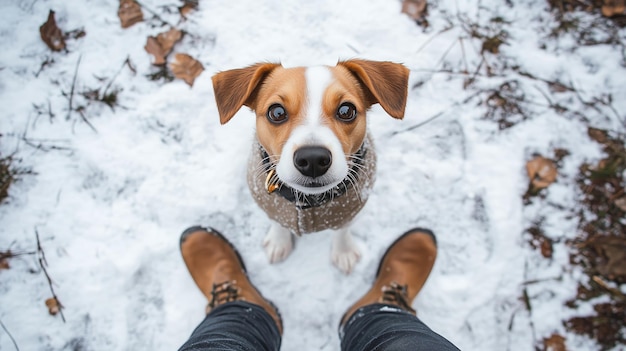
[211,59,409,273]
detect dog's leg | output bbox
[331,228,361,274]
[262,222,294,263]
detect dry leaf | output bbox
[118,0,144,29]
[401,0,427,20]
[543,333,567,351]
[0,251,12,270]
[40,10,66,52]
[145,28,183,65]
[482,37,505,54]
[179,0,199,17]
[526,156,558,191]
[602,0,626,17]
[588,127,608,144]
[614,197,626,212]
[45,297,61,316]
[169,53,204,86]
[548,82,569,93]
[145,37,166,65]
[590,236,626,280]
[541,239,553,259]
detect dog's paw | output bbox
[332,248,361,275]
[262,225,294,263]
[331,231,361,274]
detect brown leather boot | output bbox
[340,228,437,326]
[180,226,283,334]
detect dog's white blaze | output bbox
[304,66,330,126]
[274,66,349,195]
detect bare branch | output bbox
[0,318,19,351]
[35,229,66,323]
[66,55,82,121]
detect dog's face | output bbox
[212,60,409,195]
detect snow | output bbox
[1,0,624,350]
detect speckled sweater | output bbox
[247,133,377,236]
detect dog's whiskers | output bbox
[345,170,363,203]
[350,163,369,201]
[253,152,280,183]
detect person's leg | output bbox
[178,226,282,351]
[339,228,460,351]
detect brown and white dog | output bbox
[212,59,409,273]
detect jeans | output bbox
[179,301,460,351]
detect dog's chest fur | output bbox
[248,133,377,236]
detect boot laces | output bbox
[380,282,416,314]
[208,280,240,310]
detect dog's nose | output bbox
[293,146,332,178]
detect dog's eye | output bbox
[336,103,357,122]
[267,104,288,124]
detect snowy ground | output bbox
[1,0,625,350]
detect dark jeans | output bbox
[179,301,460,351]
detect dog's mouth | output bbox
[303,180,330,188]
[285,176,343,194]
[265,169,343,195]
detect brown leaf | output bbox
[179,0,199,17]
[588,127,609,144]
[590,236,626,280]
[614,196,626,212]
[169,53,204,86]
[526,156,558,190]
[543,333,567,351]
[145,37,166,65]
[45,297,62,316]
[401,0,427,20]
[0,250,13,270]
[602,0,626,17]
[548,82,569,93]
[527,226,554,259]
[541,239,554,259]
[118,0,144,29]
[482,36,505,54]
[145,28,183,65]
[40,10,66,52]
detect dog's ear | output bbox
[338,60,409,119]
[212,63,280,125]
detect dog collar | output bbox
[259,144,367,209]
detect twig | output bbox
[569,80,618,125]
[411,67,500,78]
[517,70,575,92]
[66,55,82,121]
[22,137,72,153]
[415,26,454,55]
[102,56,132,97]
[135,1,175,27]
[346,43,361,55]
[0,250,37,260]
[390,110,445,136]
[35,229,66,323]
[592,275,626,301]
[77,109,97,133]
[583,89,626,128]
[533,85,555,107]
[468,55,484,84]
[434,38,459,70]
[459,37,469,73]
[34,56,55,78]
[390,91,482,137]
[0,318,19,351]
